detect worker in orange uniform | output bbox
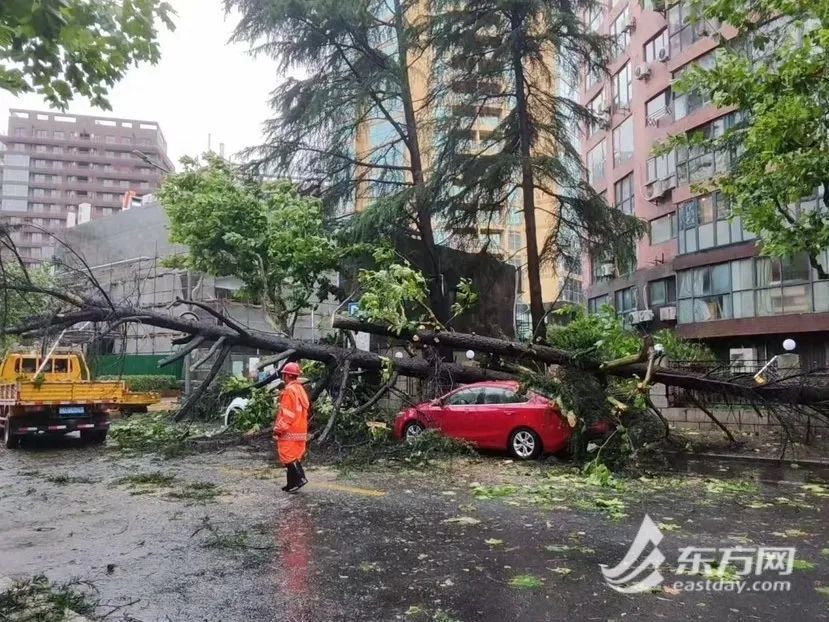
[273,362,310,492]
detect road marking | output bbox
[311,482,387,497]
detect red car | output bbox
[393,381,571,460]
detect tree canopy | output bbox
[432,0,645,335]
[158,155,350,336]
[1,0,174,109]
[667,0,829,275]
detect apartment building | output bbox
[0,109,172,263]
[580,1,829,368]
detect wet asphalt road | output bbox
[1,439,828,621]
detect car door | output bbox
[470,387,523,447]
[437,387,485,442]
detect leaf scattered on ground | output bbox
[443,516,480,526]
[166,481,221,502]
[792,559,816,571]
[508,574,543,590]
[0,575,96,620]
[658,522,680,532]
[550,567,572,576]
[816,586,829,597]
[484,538,503,547]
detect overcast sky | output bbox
[0,0,279,169]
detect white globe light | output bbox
[654,343,665,354]
[466,350,475,360]
[394,351,404,359]
[783,339,796,352]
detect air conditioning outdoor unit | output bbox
[645,180,669,201]
[624,16,637,32]
[657,47,670,62]
[628,309,655,324]
[634,63,652,80]
[598,263,615,278]
[659,305,677,321]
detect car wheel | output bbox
[403,421,425,442]
[509,428,541,460]
[3,418,17,449]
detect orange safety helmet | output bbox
[282,362,301,378]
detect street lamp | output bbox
[465,350,475,360]
[132,149,172,174]
[783,338,797,352]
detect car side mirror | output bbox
[430,398,442,407]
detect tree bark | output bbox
[510,8,546,339]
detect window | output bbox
[52,358,69,373]
[646,89,672,123]
[612,62,632,108]
[53,131,64,139]
[650,213,677,244]
[649,278,677,305]
[483,387,526,404]
[678,252,828,323]
[4,168,28,183]
[588,141,607,186]
[673,53,716,120]
[587,3,604,32]
[644,29,669,62]
[14,128,25,137]
[445,387,484,406]
[105,136,116,144]
[614,174,634,215]
[588,294,609,314]
[646,151,676,183]
[612,117,634,166]
[611,7,631,57]
[587,90,607,136]
[675,113,741,185]
[19,357,38,373]
[667,0,718,54]
[615,286,637,314]
[508,232,522,251]
[677,192,754,253]
[120,137,132,145]
[35,130,49,138]
[560,278,584,304]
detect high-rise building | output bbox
[0,109,172,263]
[580,2,829,368]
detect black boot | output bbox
[281,465,297,492]
[295,461,308,488]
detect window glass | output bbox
[611,7,631,56]
[650,213,677,244]
[614,173,634,215]
[587,141,606,186]
[612,62,632,108]
[484,388,525,404]
[612,117,634,166]
[20,358,38,373]
[644,29,670,62]
[587,90,607,136]
[445,388,482,406]
[646,89,672,121]
[52,358,69,373]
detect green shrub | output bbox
[222,377,275,432]
[99,375,182,392]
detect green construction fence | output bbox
[89,354,184,380]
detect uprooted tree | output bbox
[2,240,829,465]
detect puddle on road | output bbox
[661,454,829,486]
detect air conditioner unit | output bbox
[659,305,677,321]
[634,63,651,80]
[624,16,637,32]
[598,111,611,129]
[660,174,677,190]
[657,47,670,62]
[628,309,655,324]
[598,263,615,278]
[645,180,670,201]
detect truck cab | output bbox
[1,353,90,384]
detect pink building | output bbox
[580,1,829,369]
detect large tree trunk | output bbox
[510,8,546,339]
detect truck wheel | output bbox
[81,429,107,445]
[3,419,18,449]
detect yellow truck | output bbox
[0,351,160,448]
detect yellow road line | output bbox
[310,482,387,497]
